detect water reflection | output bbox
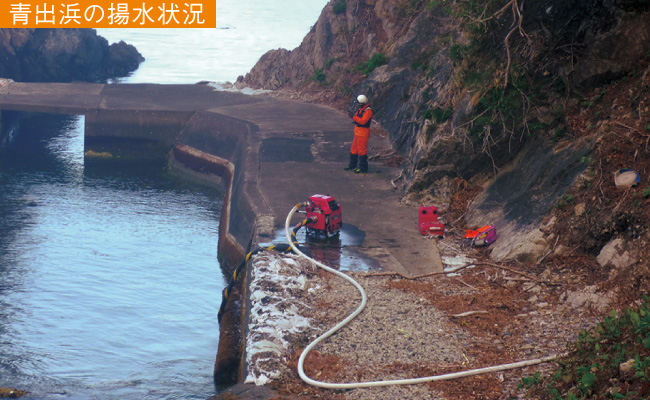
[271,223,380,272]
[0,112,225,399]
[45,116,84,184]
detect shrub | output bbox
[333,0,346,14]
[311,68,326,83]
[356,53,388,76]
[449,44,468,61]
[423,107,453,123]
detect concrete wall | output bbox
[172,111,260,268]
[167,111,268,386]
[0,83,284,390]
[1,98,274,388]
[84,109,195,159]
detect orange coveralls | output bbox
[351,104,373,156]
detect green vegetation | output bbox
[311,68,327,85]
[520,372,542,388]
[463,70,490,91]
[428,0,562,144]
[555,193,575,209]
[553,127,566,142]
[470,79,525,138]
[332,0,346,14]
[451,0,505,19]
[325,57,338,69]
[423,107,453,123]
[395,0,423,17]
[522,296,650,399]
[411,50,437,71]
[356,53,388,76]
[528,120,549,133]
[450,44,469,62]
[426,0,452,14]
[340,85,354,96]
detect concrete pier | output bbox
[0,81,444,391]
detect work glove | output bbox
[348,111,354,118]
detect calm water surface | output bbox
[0,1,328,398]
[98,0,328,84]
[1,113,224,400]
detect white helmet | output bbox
[356,94,368,104]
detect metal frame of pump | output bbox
[304,194,342,238]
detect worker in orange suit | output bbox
[345,94,373,173]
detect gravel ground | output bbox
[247,251,463,399]
[245,239,603,400]
[305,273,468,400]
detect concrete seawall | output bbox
[0,82,281,386]
[0,82,269,269]
[0,82,445,393]
[168,111,272,384]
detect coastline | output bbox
[0,81,449,398]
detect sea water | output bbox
[97,0,327,84]
[0,1,328,399]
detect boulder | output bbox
[564,285,614,312]
[597,238,636,269]
[0,29,143,82]
[570,12,650,89]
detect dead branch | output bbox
[474,0,516,24]
[504,26,517,87]
[505,277,534,282]
[363,262,552,284]
[616,121,650,138]
[391,169,404,188]
[451,310,488,317]
[455,277,478,289]
[369,149,398,160]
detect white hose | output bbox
[284,203,563,389]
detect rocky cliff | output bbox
[240,0,650,269]
[0,28,143,82]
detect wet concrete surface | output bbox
[207,94,446,275]
[253,158,443,276]
[266,223,381,272]
[259,137,315,163]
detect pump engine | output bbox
[305,194,342,238]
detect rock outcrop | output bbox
[240,0,650,262]
[0,29,143,82]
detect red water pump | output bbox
[418,206,445,238]
[305,194,342,237]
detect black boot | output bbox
[344,153,358,171]
[355,154,368,173]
